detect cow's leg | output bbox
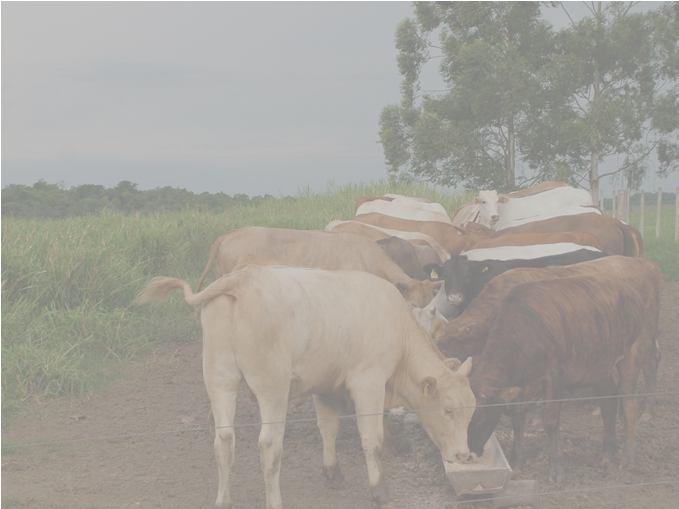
[641,340,660,421]
[210,383,240,509]
[597,380,618,471]
[509,407,528,470]
[313,394,344,488]
[619,353,643,468]
[348,378,388,506]
[203,344,242,509]
[254,386,290,509]
[542,399,563,483]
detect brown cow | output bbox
[355,212,485,254]
[467,257,661,481]
[495,213,643,256]
[470,231,604,251]
[326,219,449,261]
[196,227,439,307]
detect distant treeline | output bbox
[1,180,278,218]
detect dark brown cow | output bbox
[466,257,660,481]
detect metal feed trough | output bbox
[444,433,541,508]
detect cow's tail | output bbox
[134,277,203,307]
[620,223,644,257]
[197,234,227,290]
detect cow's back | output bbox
[437,256,659,360]
[355,212,476,254]
[217,227,395,274]
[356,198,452,224]
[476,258,660,387]
[212,266,419,394]
[493,213,625,255]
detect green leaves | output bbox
[380,2,678,194]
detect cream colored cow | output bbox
[136,266,475,509]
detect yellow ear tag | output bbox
[430,269,439,279]
[481,266,489,272]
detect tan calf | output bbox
[137,266,475,508]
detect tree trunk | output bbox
[589,2,603,204]
[506,118,516,190]
[590,151,600,204]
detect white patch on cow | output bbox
[494,187,598,230]
[461,242,601,261]
[356,197,452,224]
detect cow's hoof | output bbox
[600,455,616,475]
[323,463,345,489]
[370,480,390,506]
[549,464,564,484]
[388,436,413,456]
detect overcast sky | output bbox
[2,2,673,195]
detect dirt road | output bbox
[4,283,679,509]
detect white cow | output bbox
[136,266,475,509]
[451,190,499,228]
[494,186,598,231]
[356,196,452,224]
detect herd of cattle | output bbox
[136,182,660,509]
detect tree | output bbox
[518,2,678,202]
[379,2,555,190]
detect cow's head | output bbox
[425,256,473,312]
[396,279,441,308]
[475,190,500,226]
[467,379,521,457]
[412,299,449,335]
[436,322,484,361]
[417,357,476,464]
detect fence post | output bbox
[656,187,662,239]
[639,192,645,238]
[675,187,679,242]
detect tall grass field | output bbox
[2,183,677,415]
[1,183,467,414]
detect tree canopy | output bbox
[380,2,678,198]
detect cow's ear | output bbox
[421,376,438,397]
[444,357,462,371]
[498,194,509,203]
[424,264,442,280]
[457,357,473,377]
[395,282,409,296]
[498,386,521,402]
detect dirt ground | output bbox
[3,282,679,509]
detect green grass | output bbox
[2,183,677,416]
[1,182,467,415]
[627,204,679,280]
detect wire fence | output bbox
[604,188,679,242]
[4,389,678,450]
